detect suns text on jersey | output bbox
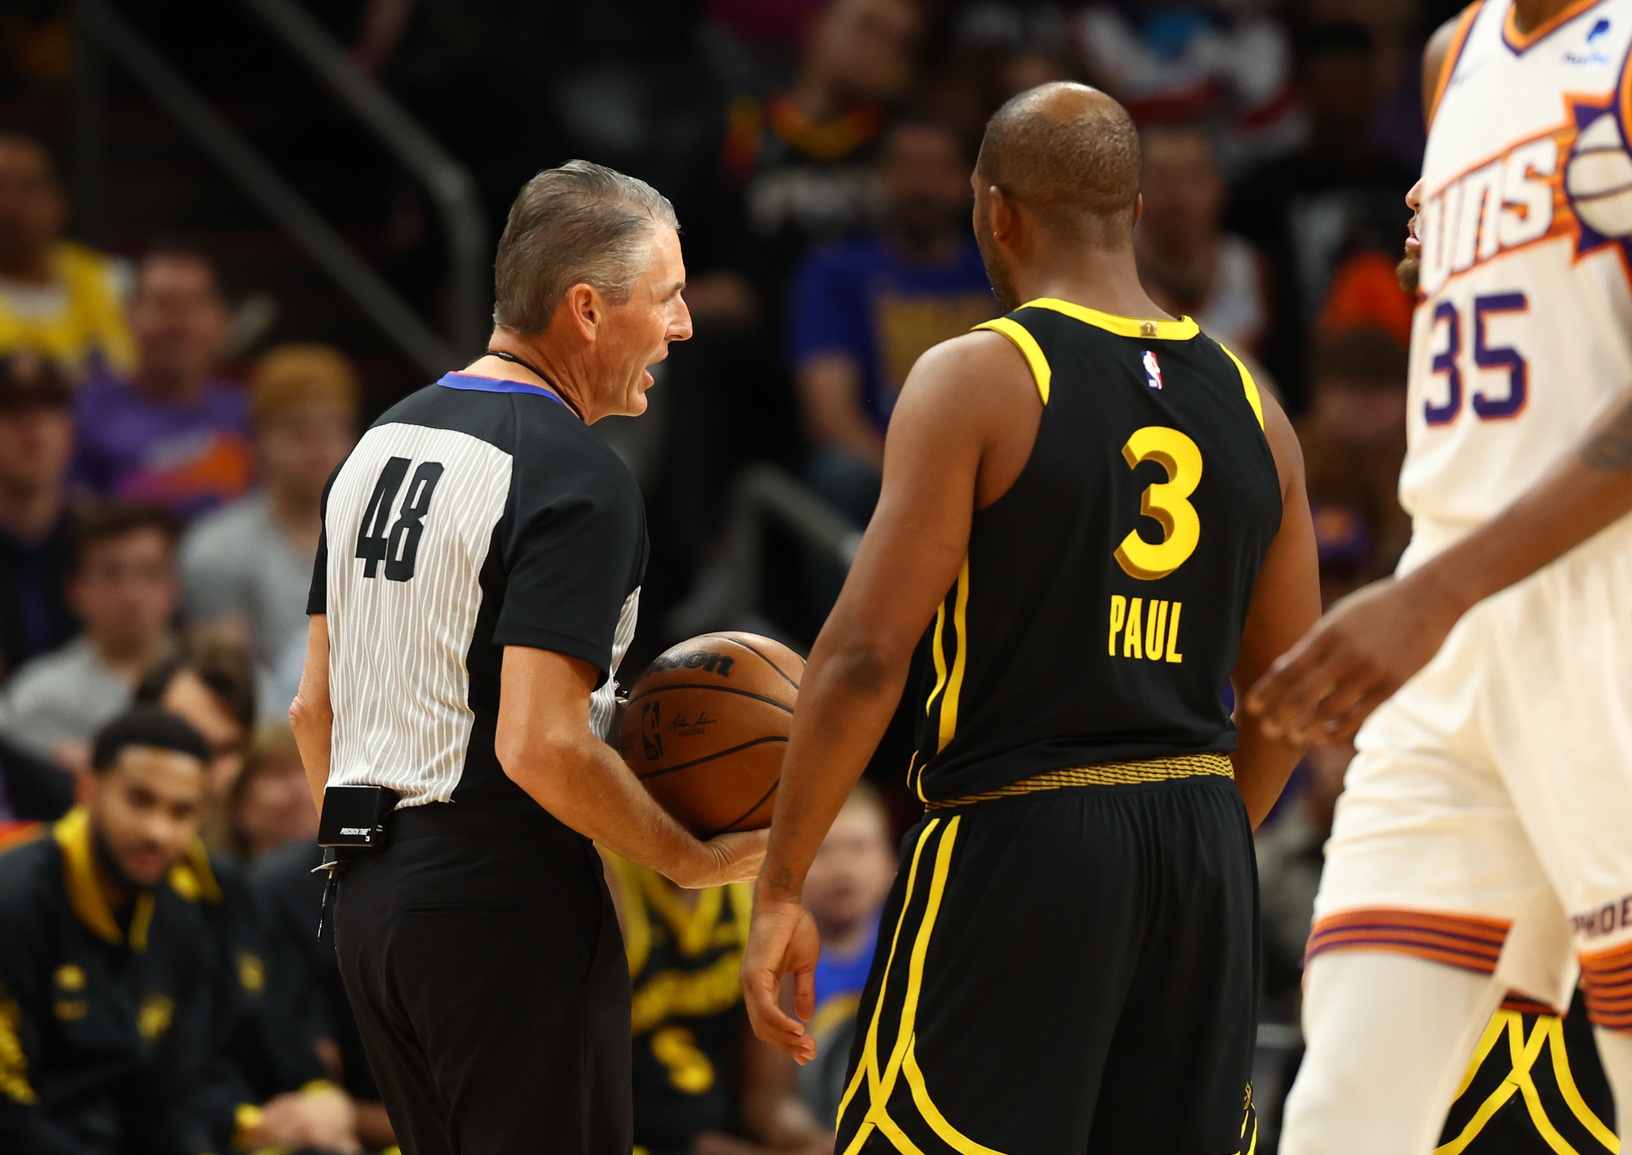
[1417,94,1632,298]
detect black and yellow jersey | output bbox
[912,298,1281,804]
[0,810,218,1154]
[169,842,329,1127]
[1437,994,1617,1154]
[606,857,754,1155]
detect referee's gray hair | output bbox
[492,160,680,335]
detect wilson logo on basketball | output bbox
[649,651,736,677]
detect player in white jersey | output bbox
[1250,2,1632,1151]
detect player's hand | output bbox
[741,897,820,1064]
[676,828,769,888]
[1246,572,1465,745]
[250,1085,360,1153]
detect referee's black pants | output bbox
[333,804,633,1155]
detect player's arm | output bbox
[798,354,886,469]
[290,615,333,814]
[495,648,765,889]
[1249,388,1632,743]
[1227,389,1321,827]
[741,332,1027,1060]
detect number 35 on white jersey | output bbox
[1404,0,1632,535]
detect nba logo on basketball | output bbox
[1143,350,1164,390]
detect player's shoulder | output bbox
[1422,2,1482,111]
[897,326,1039,414]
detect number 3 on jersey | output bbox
[1115,426,1203,581]
[355,456,445,581]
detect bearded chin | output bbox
[1397,250,1420,294]
[976,230,1021,313]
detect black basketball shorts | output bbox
[835,768,1259,1155]
[333,804,632,1155]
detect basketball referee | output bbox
[289,161,766,1155]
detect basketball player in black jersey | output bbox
[741,83,1321,1154]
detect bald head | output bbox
[975,83,1141,249]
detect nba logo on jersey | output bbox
[1142,350,1164,390]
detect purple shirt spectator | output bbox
[72,370,253,523]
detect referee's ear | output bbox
[562,283,603,343]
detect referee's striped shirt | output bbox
[308,371,645,811]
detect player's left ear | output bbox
[1132,192,1144,229]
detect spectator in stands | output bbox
[0,503,180,771]
[1319,242,1416,353]
[684,0,925,326]
[228,725,316,862]
[1072,0,1299,174]
[0,352,77,682]
[73,249,253,523]
[797,783,897,1126]
[1305,0,1426,170]
[1296,326,1412,576]
[1308,501,1376,610]
[0,735,73,825]
[604,855,831,1154]
[1255,500,1375,1007]
[1225,21,1419,410]
[252,839,397,1151]
[180,343,357,702]
[133,639,256,853]
[652,0,926,604]
[0,707,218,1153]
[791,115,996,524]
[0,134,133,378]
[1257,740,1353,1006]
[133,644,360,1152]
[1135,124,1269,356]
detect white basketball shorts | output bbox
[1309,517,1632,1028]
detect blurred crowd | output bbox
[0,0,1441,1150]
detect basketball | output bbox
[618,632,804,838]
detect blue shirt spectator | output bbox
[789,116,996,540]
[791,235,994,434]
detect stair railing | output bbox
[73,0,487,375]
